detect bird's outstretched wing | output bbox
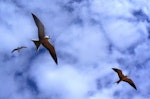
[42,40,58,64]
[123,77,137,90]
[11,49,17,53]
[112,68,124,79]
[32,13,45,39]
[20,46,27,48]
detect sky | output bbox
[0,0,150,99]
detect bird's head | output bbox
[44,36,50,39]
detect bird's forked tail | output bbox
[32,40,41,50]
[116,79,121,84]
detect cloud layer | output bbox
[0,0,150,99]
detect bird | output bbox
[11,46,27,53]
[112,68,137,90]
[31,13,58,65]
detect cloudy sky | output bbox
[0,0,150,99]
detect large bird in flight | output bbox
[112,68,137,90]
[31,13,58,64]
[11,46,27,53]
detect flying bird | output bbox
[11,46,27,53]
[112,68,137,90]
[31,13,58,64]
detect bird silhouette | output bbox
[112,68,137,90]
[11,46,27,53]
[31,13,58,64]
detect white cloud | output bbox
[0,0,150,99]
[30,65,93,99]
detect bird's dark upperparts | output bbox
[31,13,58,65]
[112,68,137,90]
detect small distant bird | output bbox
[31,13,58,64]
[112,68,137,90]
[11,46,27,53]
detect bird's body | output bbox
[31,13,58,64]
[11,46,27,53]
[112,68,137,90]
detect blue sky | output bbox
[0,0,150,99]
